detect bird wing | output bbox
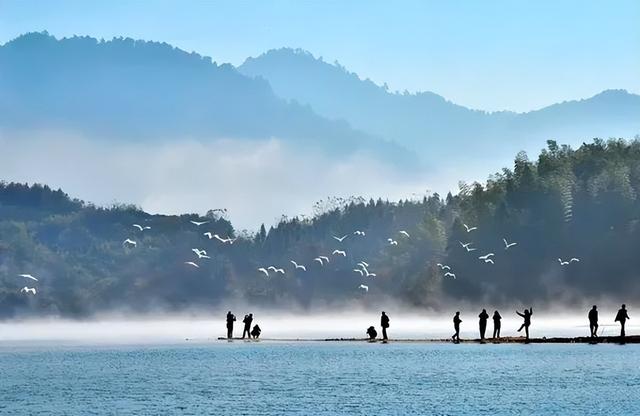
[19,274,38,281]
[133,224,143,231]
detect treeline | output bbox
[1,138,640,317]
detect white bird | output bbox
[123,238,137,247]
[358,261,370,268]
[258,267,269,277]
[353,268,364,276]
[290,261,307,271]
[192,248,210,259]
[503,238,518,249]
[353,230,366,236]
[478,253,495,260]
[558,258,570,266]
[460,242,472,249]
[388,239,398,246]
[465,246,477,252]
[399,230,410,238]
[203,232,214,239]
[18,274,38,282]
[132,224,151,231]
[358,284,369,293]
[190,220,210,227]
[274,268,285,274]
[319,256,330,263]
[332,249,347,257]
[184,261,199,268]
[463,223,478,233]
[267,266,278,272]
[20,286,37,295]
[366,272,377,278]
[314,257,325,265]
[483,258,495,265]
[444,272,456,279]
[333,235,349,242]
[436,263,451,271]
[570,258,580,263]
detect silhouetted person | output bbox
[242,313,253,339]
[366,326,378,340]
[381,311,390,340]
[226,311,236,339]
[516,308,533,339]
[452,312,462,343]
[615,304,630,338]
[492,310,502,339]
[588,305,598,337]
[251,324,261,339]
[478,309,489,340]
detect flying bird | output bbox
[463,223,477,233]
[558,258,569,266]
[353,268,364,276]
[314,257,325,265]
[478,253,495,261]
[290,261,307,271]
[274,268,285,274]
[353,230,366,236]
[358,284,369,293]
[444,272,456,279]
[132,224,151,231]
[184,261,199,268]
[570,258,580,263]
[503,238,518,249]
[436,263,451,271]
[319,256,330,263]
[332,250,347,257]
[123,239,137,247]
[460,242,472,249]
[388,238,398,246]
[192,248,210,259]
[190,220,210,227]
[399,230,410,238]
[20,287,37,295]
[483,259,495,265]
[358,261,370,268]
[258,268,269,277]
[18,274,38,282]
[333,235,349,242]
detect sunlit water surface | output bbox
[1,341,639,415]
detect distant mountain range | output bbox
[240,48,640,160]
[1,33,638,171]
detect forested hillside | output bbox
[2,138,640,317]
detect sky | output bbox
[1,0,638,112]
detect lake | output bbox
[1,341,639,415]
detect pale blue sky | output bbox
[1,0,638,112]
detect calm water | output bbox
[1,341,639,415]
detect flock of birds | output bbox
[254,229,413,293]
[434,223,579,280]
[16,219,580,297]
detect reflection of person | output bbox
[381,312,390,340]
[588,306,598,337]
[478,309,489,340]
[452,312,462,343]
[251,324,261,339]
[242,313,253,339]
[615,304,630,337]
[366,326,378,340]
[226,311,236,339]
[492,311,502,339]
[516,308,533,340]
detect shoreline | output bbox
[216,335,640,344]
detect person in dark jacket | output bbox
[478,309,489,340]
[492,310,502,339]
[251,324,261,339]
[588,305,598,337]
[366,326,378,340]
[226,311,236,339]
[242,313,253,339]
[615,304,630,337]
[452,312,462,343]
[516,308,533,340]
[380,312,390,340]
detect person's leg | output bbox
[497,327,500,338]
[621,322,625,337]
[518,324,524,332]
[525,325,529,339]
[594,324,598,337]
[382,327,388,340]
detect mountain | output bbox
[3,138,640,317]
[0,33,412,163]
[239,48,640,159]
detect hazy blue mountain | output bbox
[239,48,640,159]
[0,33,413,164]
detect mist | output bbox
[0,132,442,230]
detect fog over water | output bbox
[1,308,637,345]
